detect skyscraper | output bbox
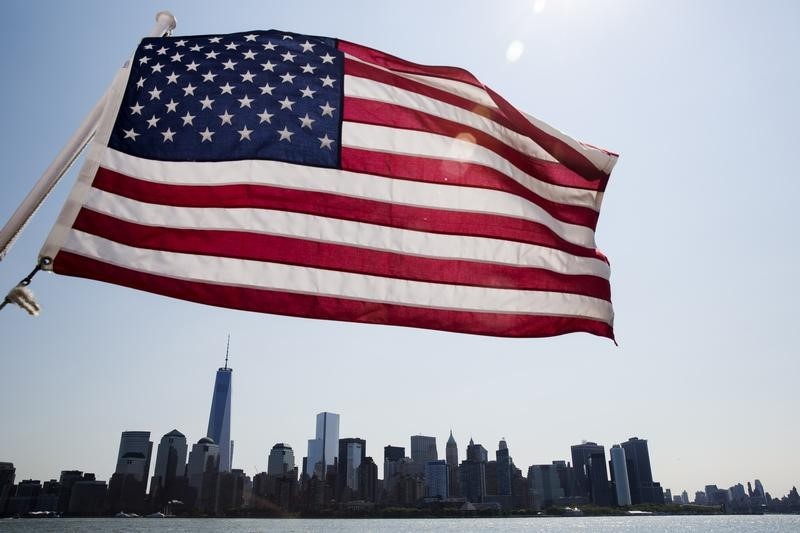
[620,437,660,504]
[114,431,153,483]
[207,339,233,472]
[425,460,449,499]
[107,431,153,513]
[267,443,295,477]
[496,439,512,496]
[610,444,632,506]
[460,438,487,503]
[150,429,188,505]
[528,464,565,510]
[186,436,220,511]
[410,435,438,467]
[570,441,605,500]
[305,412,340,478]
[336,438,366,500]
[445,431,460,497]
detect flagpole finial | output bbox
[154,11,177,37]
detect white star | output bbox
[320,75,336,88]
[139,56,151,65]
[298,113,315,129]
[209,37,222,43]
[170,52,184,62]
[218,110,235,125]
[185,61,200,72]
[300,63,316,74]
[199,127,215,142]
[260,60,276,72]
[281,51,296,62]
[202,71,218,82]
[129,102,144,115]
[123,128,140,141]
[148,86,162,100]
[244,34,258,42]
[320,53,335,64]
[161,127,176,142]
[199,95,215,110]
[225,42,240,50]
[318,134,335,150]
[205,50,219,60]
[262,42,277,51]
[319,101,336,117]
[146,114,161,129]
[242,49,257,60]
[182,83,197,96]
[282,35,294,40]
[257,109,273,124]
[300,86,316,98]
[219,82,235,95]
[280,72,296,84]
[278,97,295,110]
[189,44,203,52]
[175,39,187,47]
[237,125,253,141]
[238,94,254,108]
[165,72,180,84]
[151,62,164,73]
[136,76,146,88]
[240,70,256,83]
[156,46,168,56]
[222,59,238,70]
[300,41,316,53]
[143,44,154,50]
[165,99,179,113]
[278,126,294,141]
[259,83,275,95]
[181,111,195,126]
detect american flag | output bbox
[42,30,618,339]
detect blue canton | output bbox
[109,30,343,168]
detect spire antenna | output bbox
[224,334,230,369]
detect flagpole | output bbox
[0,11,177,262]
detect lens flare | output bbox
[506,40,524,63]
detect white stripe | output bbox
[100,149,598,248]
[62,230,614,323]
[345,53,498,110]
[342,122,603,214]
[344,74,558,164]
[84,188,611,279]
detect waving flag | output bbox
[41,30,618,339]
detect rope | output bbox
[0,256,52,315]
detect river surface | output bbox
[2,515,800,532]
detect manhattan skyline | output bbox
[1,0,799,501]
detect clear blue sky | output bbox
[1,0,798,499]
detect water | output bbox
[1,516,799,532]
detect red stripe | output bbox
[91,167,606,261]
[73,208,611,300]
[341,43,614,185]
[53,251,614,339]
[343,58,605,192]
[339,40,482,88]
[340,147,599,229]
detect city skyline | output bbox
[3,412,798,516]
[1,0,799,504]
